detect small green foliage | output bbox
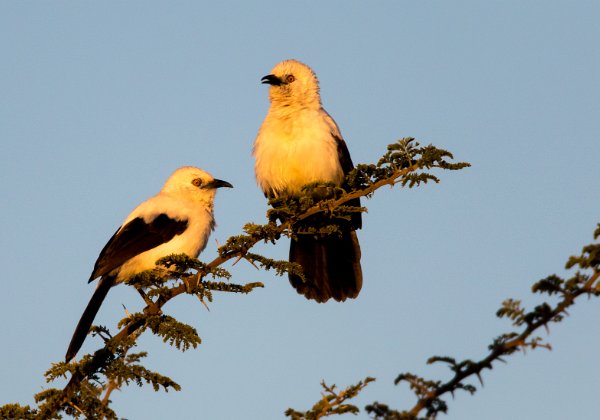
[245,252,306,279]
[117,312,146,330]
[531,274,565,296]
[426,357,479,391]
[157,253,204,271]
[488,332,519,352]
[34,383,116,419]
[285,377,375,419]
[394,371,450,417]
[144,315,202,351]
[565,227,600,270]
[143,286,166,300]
[365,402,408,420]
[105,351,181,392]
[347,138,470,193]
[243,222,282,243]
[400,172,440,187]
[218,233,257,255]
[268,187,338,225]
[496,299,526,325]
[267,138,469,234]
[522,303,557,325]
[45,360,72,382]
[201,280,264,294]
[566,244,600,270]
[394,372,442,398]
[126,268,172,288]
[0,403,38,419]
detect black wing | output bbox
[89,214,188,281]
[333,132,362,230]
[333,132,356,176]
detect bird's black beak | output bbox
[261,74,282,86]
[205,179,233,189]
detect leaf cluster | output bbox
[285,377,375,420]
[0,138,469,418]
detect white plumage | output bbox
[112,167,224,280]
[65,166,232,361]
[254,103,344,196]
[253,59,362,303]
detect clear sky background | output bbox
[1,2,599,419]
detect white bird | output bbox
[65,166,232,361]
[253,59,362,303]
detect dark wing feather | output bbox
[89,214,188,281]
[333,132,355,175]
[333,132,362,230]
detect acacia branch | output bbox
[61,162,422,397]
[43,139,469,417]
[291,161,421,224]
[286,377,375,419]
[407,270,600,418]
[360,234,600,420]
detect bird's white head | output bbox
[261,59,321,109]
[160,166,233,206]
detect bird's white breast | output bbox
[254,108,343,196]
[115,196,215,281]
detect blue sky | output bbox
[1,1,599,419]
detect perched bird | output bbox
[253,59,362,303]
[65,166,232,362]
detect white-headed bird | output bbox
[253,59,362,303]
[65,166,232,361]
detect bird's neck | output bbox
[163,191,216,214]
[268,99,320,119]
[269,87,321,113]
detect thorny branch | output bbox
[63,138,453,398]
[3,138,469,418]
[365,225,600,419]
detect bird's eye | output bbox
[285,74,295,83]
[192,178,203,187]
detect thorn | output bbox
[244,256,260,270]
[122,304,131,318]
[232,254,244,266]
[68,401,86,416]
[196,295,211,312]
[137,288,152,306]
[476,373,484,386]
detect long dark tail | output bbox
[289,230,362,303]
[65,276,114,362]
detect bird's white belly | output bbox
[254,114,343,196]
[115,218,211,281]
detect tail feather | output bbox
[65,276,114,362]
[289,231,362,303]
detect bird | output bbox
[65,166,233,362]
[253,59,362,303]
